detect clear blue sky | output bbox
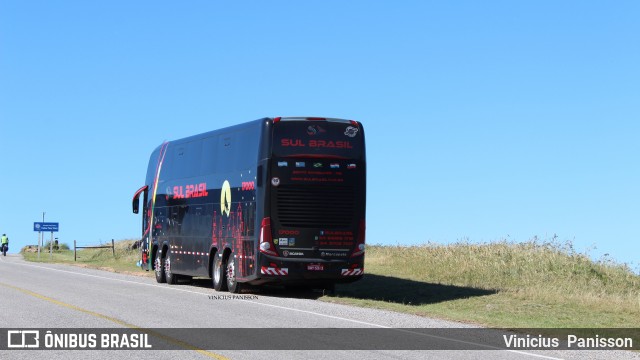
[1,1,638,271]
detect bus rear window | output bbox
[272,121,364,158]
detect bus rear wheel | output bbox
[226,257,244,294]
[165,248,178,285]
[212,254,228,292]
[154,251,166,283]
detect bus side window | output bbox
[217,134,235,173]
[202,137,217,175]
[236,129,259,171]
[171,206,180,234]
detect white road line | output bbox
[3,259,564,359]
[7,260,211,296]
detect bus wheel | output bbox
[212,254,228,292]
[226,257,244,294]
[154,251,166,283]
[165,248,178,285]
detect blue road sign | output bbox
[34,222,59,232]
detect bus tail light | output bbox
[351,219,366,257]
[259,217,278,256]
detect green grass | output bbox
[21,239,151,277]
[328,240,640,328]
[22,238,640,328]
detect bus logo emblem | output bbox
[307,125,326,136]
[220,180,231,217]
[344,126,359,137]
[271,177,281,187]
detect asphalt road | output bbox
[0,254,636,360]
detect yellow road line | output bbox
[0,281,230,360]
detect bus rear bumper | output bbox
[252,254,364,285]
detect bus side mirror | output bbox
[132,185,149,214]
[257,165,263,187]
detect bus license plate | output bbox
[307,264,324,271]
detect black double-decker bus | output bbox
[132,117,366,293]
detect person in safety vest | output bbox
[1,234,8,255]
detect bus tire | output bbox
[154,250,166,283]
[165,248,178,285]
[213,254,228,292]
[226,257,244,294]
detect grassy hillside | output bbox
[22,239,640,328]
[330,240,640,328]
